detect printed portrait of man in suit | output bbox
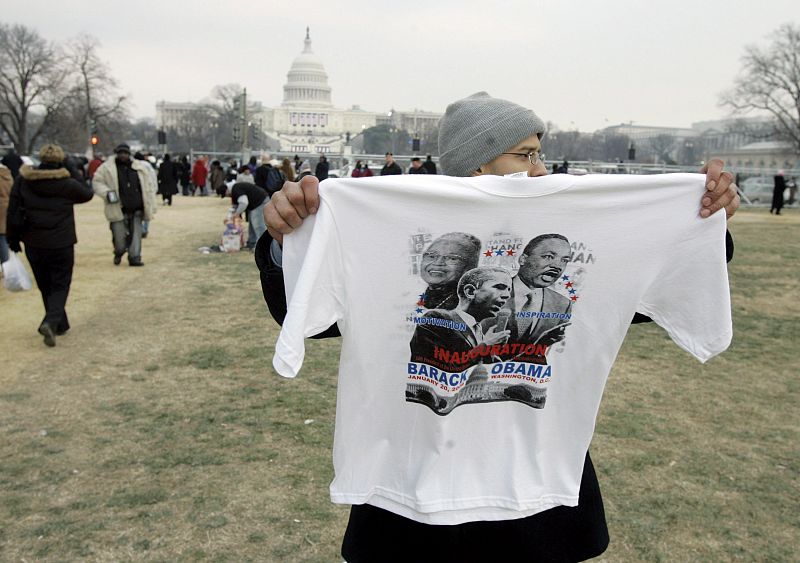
[503,234,573,360]
[410,266,512,372]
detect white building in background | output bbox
[156,29,444,155]
[255,29,383,154]
[709,141,798,171]
[155,101,207,129]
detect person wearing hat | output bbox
[92,143,157,266]
[255,92,740,561]
[5,144,94,346]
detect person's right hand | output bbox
[264,175,320,245]
[480,325,511,346]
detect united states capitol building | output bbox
[157,29,441,154]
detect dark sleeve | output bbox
[632,228,734,324]
[65,178,95,203]
[254,230,341,339]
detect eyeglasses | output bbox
[422,252,465,265]
[500,151,546,166]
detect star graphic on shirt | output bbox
[506,249,515,256]
[570,295,579,302]
[484,249,493,257]
[565,281,574,288]
[495,249,504,256]
[416,300,425,307]
[415,308,423,314]
[561,275,570,281]
[568,288,577,295]
[418,293,427,300]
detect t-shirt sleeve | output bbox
[272,200,345,377]
[637,212,732,363]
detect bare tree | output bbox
[0,23,69,153]
[64,34,128,150]
[721,23,800,155]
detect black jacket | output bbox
[315,161,330,181]
[231,182,268,213]
[157,160,179,195]
[380,162,403,176]
[254,164,271,190]
[7,164,94,250]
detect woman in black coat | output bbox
[157,154,179,205]
[6,144,94,346]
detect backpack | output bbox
[265,167,286,195]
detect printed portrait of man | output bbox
[503,234,573,355]
[419,232,481,310]
[411,266,512,372]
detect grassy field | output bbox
[0,198,797,562]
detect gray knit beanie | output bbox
[438,92,546,177]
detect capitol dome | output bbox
[282,28,333,108]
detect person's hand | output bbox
[480,325,510,346]
[700,159,740,220]
[264,175,320,245]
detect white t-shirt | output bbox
[273,173,732,525]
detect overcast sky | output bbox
[3,1,798,131]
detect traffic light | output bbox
[91,133,99,146]
[157,130,167,145]
[627,142,636,161]
[412,138,421,152]
[233,94,243,119]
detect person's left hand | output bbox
[700,159,740,220]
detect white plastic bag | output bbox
[2,252,33,292]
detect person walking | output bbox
[258,92,740,562]
[381,152,403,176]
[422,154,437,175]
[281,158,295,183]
[210,160,226,197]
[191,157,208,196]
[771,171,786,214]
[5,144,93,346]
[157,154,180,206]
[315,155,330,181]
[92,143,157,266]
[178,155,191,195]
[254,159,273,191]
